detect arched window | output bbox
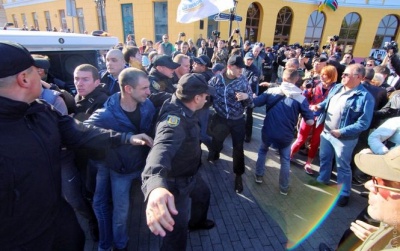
[245,3,260,43]
[338,12,361,53]
[273,7,293,45]
[372,15,399,49]
[304,11,325,45]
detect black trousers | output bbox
[209,114,246,175]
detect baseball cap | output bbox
[212,63,225,73]
[244,52,254,60]
[228,55,246,68]
[193,55,211,66]
[153,55,180,69]
[33,58,50,70]
[176,73,216,99]
[0,41,42,78]
[244,40,250,46]
[354,146,400,182]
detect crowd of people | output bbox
[1,29,400,251]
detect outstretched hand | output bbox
[350,220,379,241]
[130,133,153,147]
[146,188,178,237]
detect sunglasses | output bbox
[366,64,373,66]
[372,177,400,193]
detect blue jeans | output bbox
[91,161,137,251]
[317,131,358,196]
[255,140,291,192]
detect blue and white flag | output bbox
[177,0,234,23]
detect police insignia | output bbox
[166,115,180,127]
[152,81,160,90]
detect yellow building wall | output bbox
[4,0,400,58]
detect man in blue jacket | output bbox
[311,64,375,207]
[253,68,314,195]
[85,68,156,251]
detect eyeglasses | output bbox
[163,37,168,39]
[342,73,359,78]
[372,177,400,193]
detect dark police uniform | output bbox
[141,94,210,251]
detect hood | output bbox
[280,82,303,98]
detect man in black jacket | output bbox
[0,41,152,251]
[142,73,215,251]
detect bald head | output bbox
[106,49,126,78]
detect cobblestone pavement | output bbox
[82,107,368,251]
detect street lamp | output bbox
[94,0,106,31]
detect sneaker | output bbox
[254,175,263,184]
[280,189,288,196]
[304,163,314,175]
[235,175,243,193]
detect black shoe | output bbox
[337,195,349,207]
[88,219,99,242]
[235,175,243,193]
[244,136,251,143]
[188,219,215,231]
[319,243,333,251]
[207,151,220,162]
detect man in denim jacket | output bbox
[311,64,375,207]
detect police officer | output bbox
[142,73,215,251]
[148,55,180,108]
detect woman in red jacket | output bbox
[290,65,338,174]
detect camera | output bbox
[235,28,240,34]
[302,50,313,59]
[330,35,339,42]
[179,32,186,37]
[322,44,331,50]
[212,30,220,37]
[304,79,314,89]
[383,41,398,54]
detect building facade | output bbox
[3,0,400,58]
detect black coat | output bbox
[0,97,126,249]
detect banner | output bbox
[177,0,235,23]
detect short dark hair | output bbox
[374,65,390,75]
[119,68,148,93]
[74,64,99,81]
[122,46,140,64]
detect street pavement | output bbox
[82,106,368,251]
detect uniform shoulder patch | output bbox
[166,115,180,127]
[152,81,160,91]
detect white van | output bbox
[0,30,119,94]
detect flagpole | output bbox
[228,0,238,36]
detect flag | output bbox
[326,0,338,11]
[177,0,235,23]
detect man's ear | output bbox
[94,79,101,87]
[16,70,30,88]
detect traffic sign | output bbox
[213,13,242,22]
